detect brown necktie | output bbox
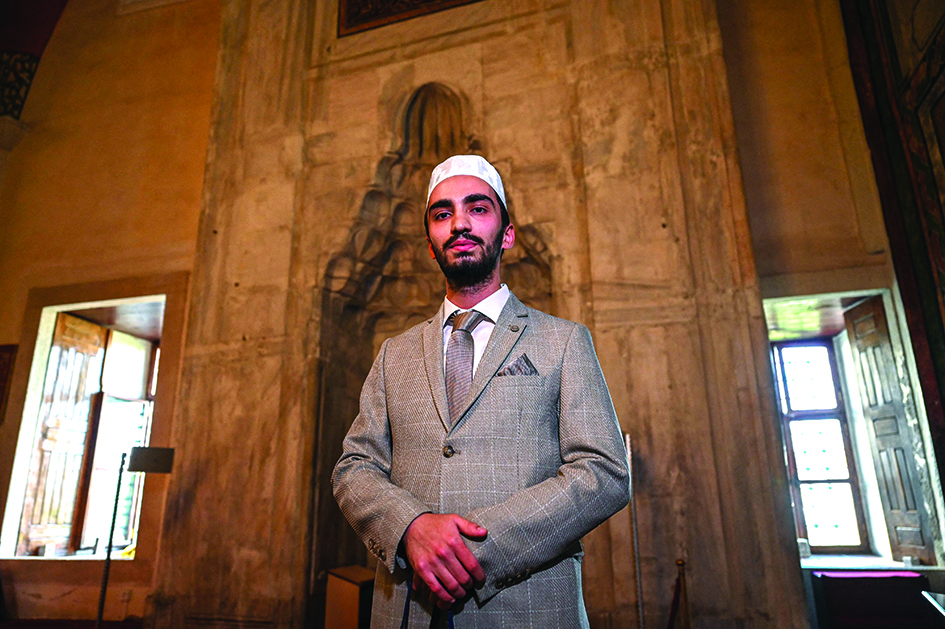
[445,310,489,425]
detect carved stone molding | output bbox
[0,52,39,121]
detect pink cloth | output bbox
[813,571,922,578]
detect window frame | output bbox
[772,338,872,554]
[0,272,188,612]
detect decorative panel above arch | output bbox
[339,0,486,37]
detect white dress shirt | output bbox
[441,284,510,376]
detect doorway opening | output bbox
[764,290,945,568]
[0,296,165,559]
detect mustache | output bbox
[445,232,484,248]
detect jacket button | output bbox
[442,445,455,458]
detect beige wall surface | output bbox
[0,0,221,344]
[718,0,892,298]
[0,0,220,619]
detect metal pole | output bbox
[96,452,126,629]
[626,434,645,629]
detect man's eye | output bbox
[433,211,450,220]
[471,206,487,213]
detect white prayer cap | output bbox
[426,155,506,208]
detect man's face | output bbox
[426,175,515,289]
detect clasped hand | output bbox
[404,513,487,609]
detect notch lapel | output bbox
[449,294,529,434]
[422,311,451,433]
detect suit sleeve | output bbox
[331,339,431,574]
[465,323,630,603]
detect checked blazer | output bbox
[332,292,630,628]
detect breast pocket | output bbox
[484,375,560,484]
[486,375,548,415]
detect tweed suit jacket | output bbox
[332,292,630,628]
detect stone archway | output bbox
[309,82,551,609]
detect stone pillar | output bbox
[572,0,808,625]
[149,0,312,627]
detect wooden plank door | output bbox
[16,313,107,556]
[844,296,936,564]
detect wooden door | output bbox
[16,313,106,556]
[844,296,936,564]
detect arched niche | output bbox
[309,83,552,606]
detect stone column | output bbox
[572,0,809,625]
[149,0,312,627]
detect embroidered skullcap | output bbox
[426,155,506,208]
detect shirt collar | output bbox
[441,284,510,328]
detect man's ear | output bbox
[502,224,515,250]
[428,238,436,260]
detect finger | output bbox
[426,585,453,609]
[454,516,487,539]
[422,569,457,606]
[430,539,474,596]
[454,543,486,585]
[426,581,455,607]
[412,572,425,596]
[413,554,459,603]
[433,561,468,599]
[440,550,475,592]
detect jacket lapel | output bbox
[449,293,529,434]
[422,310,451,432]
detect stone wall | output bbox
[152,0,809,627]
[718,0,892,298]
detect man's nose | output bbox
[450,209,471,232]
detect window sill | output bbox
[801,554,904,570]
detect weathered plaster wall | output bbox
[153,0,808,627]
[718,0,892,298]
[0,0,221,344]
[0,0,220,619]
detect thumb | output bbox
[454,516,487,538]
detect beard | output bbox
[432,228,504,290]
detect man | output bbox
[332,155,630,628]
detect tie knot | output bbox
[448,309,488,333]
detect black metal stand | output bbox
[96,452,126,629]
